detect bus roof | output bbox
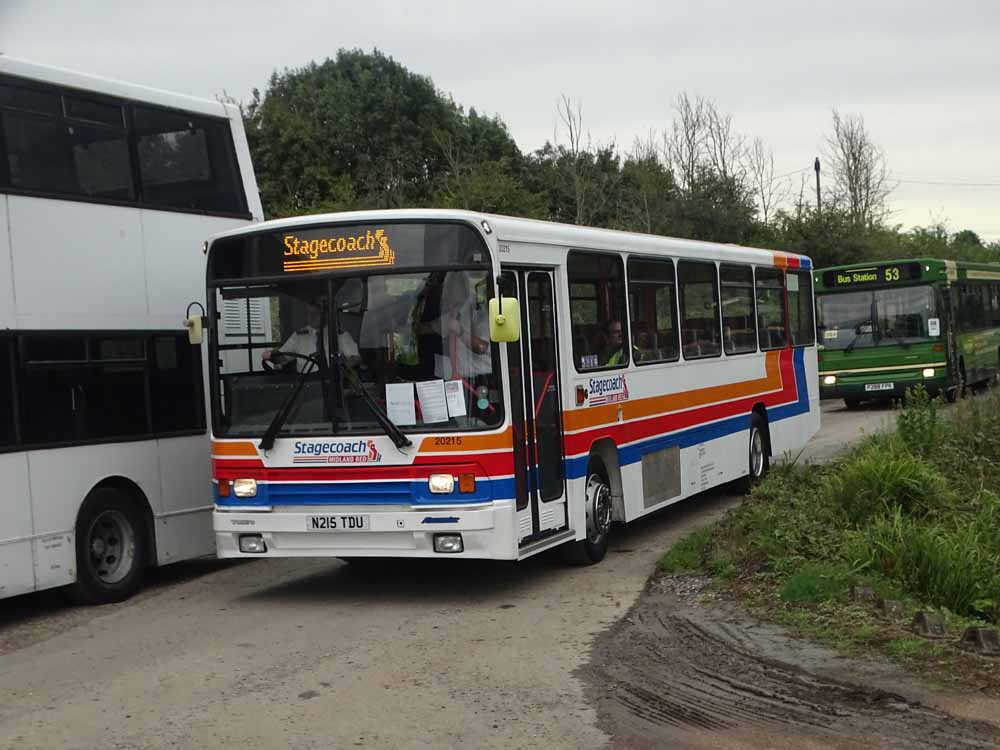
[207,208,812,269]
[0,54,239,120]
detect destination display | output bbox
[208,221,490,281]
[822,262,922,289]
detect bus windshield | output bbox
[213,269,504,438]
[818,285,938,350]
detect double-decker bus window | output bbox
[0,337,14,447]
[756,267,787,350]
[134,106,244,214]
[788,270,815,347]
[679,260,721,359]
[71,123,133,201]
[16,332,202,447]
[568,252,628,370]
[627,258,679,364]
[1,81,132,200]
[2,110,75,192]
[150,335,205,433]
[720,264,756,355]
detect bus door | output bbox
[501,269,568,544]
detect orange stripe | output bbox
[212,441,259,457]
[418,426,513,453]
[772,252,790,269]
[563,351,782,433]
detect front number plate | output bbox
[864,382,894,392]
[306,515,370,531]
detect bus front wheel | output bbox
[71,488,148,605]
[564,465,612,565]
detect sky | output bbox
[2,0,998,240]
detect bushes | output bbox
[703,386,1000,622]
[822,436,952,524]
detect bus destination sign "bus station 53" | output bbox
[822,262,922,288]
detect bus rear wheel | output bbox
[564,465,612,565]
[71,488,148,605]
[738,412,770,493]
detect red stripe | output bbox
[563,347,799,455]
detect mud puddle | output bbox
[581,574,1000,749]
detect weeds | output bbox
[659,525,714,573]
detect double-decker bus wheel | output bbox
[72,489,148,605]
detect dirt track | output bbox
[583,565,1000,749]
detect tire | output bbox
[71,488,148,605]
[564,463,612,565]
[844,397,862,410]
[738,412,771,493]
[945,367,964,403]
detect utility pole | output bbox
[814,157,821,215]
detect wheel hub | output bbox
[585,474,612,543]
[85,509,136,585]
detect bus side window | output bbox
[755,267,787,350]
[627,257,679,364]
[678,260,721,359]
[568,251,628,371]
[788,270,815,347]
[720,264,756,355]
[0,337,14,447]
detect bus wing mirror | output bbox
[489,297,520,343]
[185,313,204,345]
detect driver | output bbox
[262,302,359,373]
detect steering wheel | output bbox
[262,350,320,372]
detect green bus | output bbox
[815,258,1000,407]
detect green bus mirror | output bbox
[185,313,204,345]
[489,297,520,342]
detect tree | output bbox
[244,49,458,216]
[745,136,787,226]
[824,110,894,229]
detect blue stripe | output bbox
[565,348,809,480]
[215,477,516,507]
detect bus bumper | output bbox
[213,500,517,560]
[820,370,950,401]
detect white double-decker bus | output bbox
[0,57,262,602]
[206,210,819,564]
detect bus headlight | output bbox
[922,368,935,378]
[232,478,258,498]
[823,375,836,385]
[428,474,455,494]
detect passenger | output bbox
[603,320,640,366]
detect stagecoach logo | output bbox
[282,228,396,273]
[588,374,629,406]
[292,439,382,464]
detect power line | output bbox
[896,178,1000,187]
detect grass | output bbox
[780,562,853,604]
[658,525,714,573]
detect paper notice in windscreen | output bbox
[385,382,416,426]
[445,379,467,418]
[928,317,941,337]
[416,380,449,423]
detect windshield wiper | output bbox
[844,322,873,354]
[881,327,911,349]
[258,354,319,452]
[336,352,412,450]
